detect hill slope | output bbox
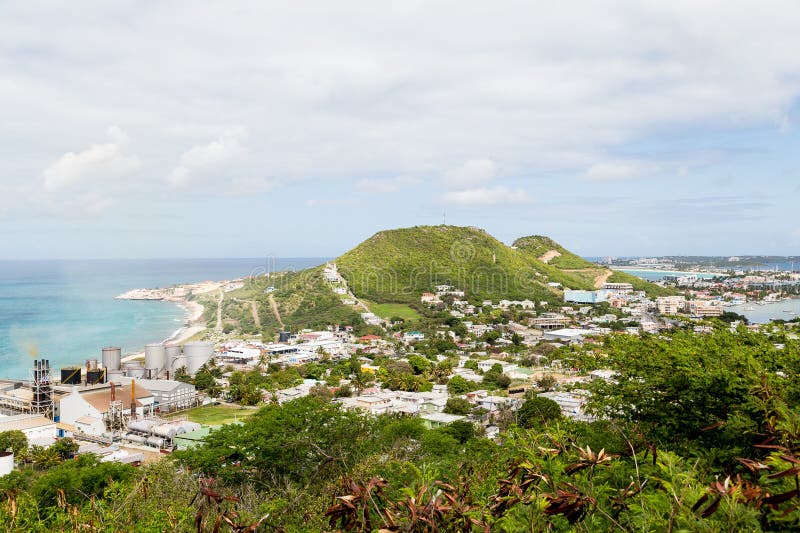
[336,225,673,304]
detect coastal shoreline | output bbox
[117,284,221,363]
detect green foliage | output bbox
[447,375,478,395]
[517,396,563,427]
[443,397,472,415]
[483,364,511,390]
[336,225,648,305]
[583,329,800,459]
[0,430,27,457]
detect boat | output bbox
[744,306,755,311]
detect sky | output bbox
[1,1,799,259]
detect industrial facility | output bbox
[0,341,211,458]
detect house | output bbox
[420,292,439,304]
[477,395,518,412]
[538,391,594,422]
[360,313,381,325]
[542,328,592,343]
[476,359,517,373]
[403,331,425,342]
[420,413,466,429]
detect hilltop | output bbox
[336,225,673,305]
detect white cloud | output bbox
[583,160,659,181]
[226,176,278,195]
[442,186,534,206]
[357,175,421,194]
[167,128,247,188]
[442,159,497,189]
[42,126,140,191]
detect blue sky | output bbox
[1,2,799,259]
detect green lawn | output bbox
[169,404,257,426]
[365,301,421,321]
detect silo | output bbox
[144,343,166,373]
[166,344,182,373]
[107,370,125,382]
[125,367,146,379]
[85,359,99,371]
[183,341,214,375]
[102,347,122,371]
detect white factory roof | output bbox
[0,414,55,432]
[115,378,194,393]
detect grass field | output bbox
[365,301,421,321]
[170,404,257,426]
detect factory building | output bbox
[0,414,57,446]
[56,384,155,437]
[114,378,197,412]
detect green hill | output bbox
[336,225,674,304]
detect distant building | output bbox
[543,328,593,344]
[688,300,724,318]
[564,290,609,304]
[656,296,686,315]
[602,282,634,292]
[403,331,425,342]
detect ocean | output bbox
[614,269,720,282]
[0,258,326,379]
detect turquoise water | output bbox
[728,299,800,324]
[0,258,325,379]
[615,269,721,281]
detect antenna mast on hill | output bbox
[442,212,446,225]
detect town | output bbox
[3,258,799,479]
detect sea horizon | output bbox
[0,257,328,379]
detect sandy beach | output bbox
[120,298,207,363]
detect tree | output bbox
[442,420,475,444]
[535,374,557,392]
[483,365,511,390]
[0,430,27,458]
[517,396,562,428]
[309,383,333,402]
[334,383,353,398]
[481,330,501,345]
[444,397,472,415]
[447,375,475,395]
[407,354,432,375]
[193,370,216,391]
[51,438,79,461]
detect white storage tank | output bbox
[183,341,214,375]
[125,366,146,379]
[101,347,122,371]
[128,419,157,434]
[125,434,147,444]
[144,343,166,373]
[165,344,181,363]
[0,452,13,477]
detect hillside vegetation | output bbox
[337,225,672,304]
[223,267,364,338]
